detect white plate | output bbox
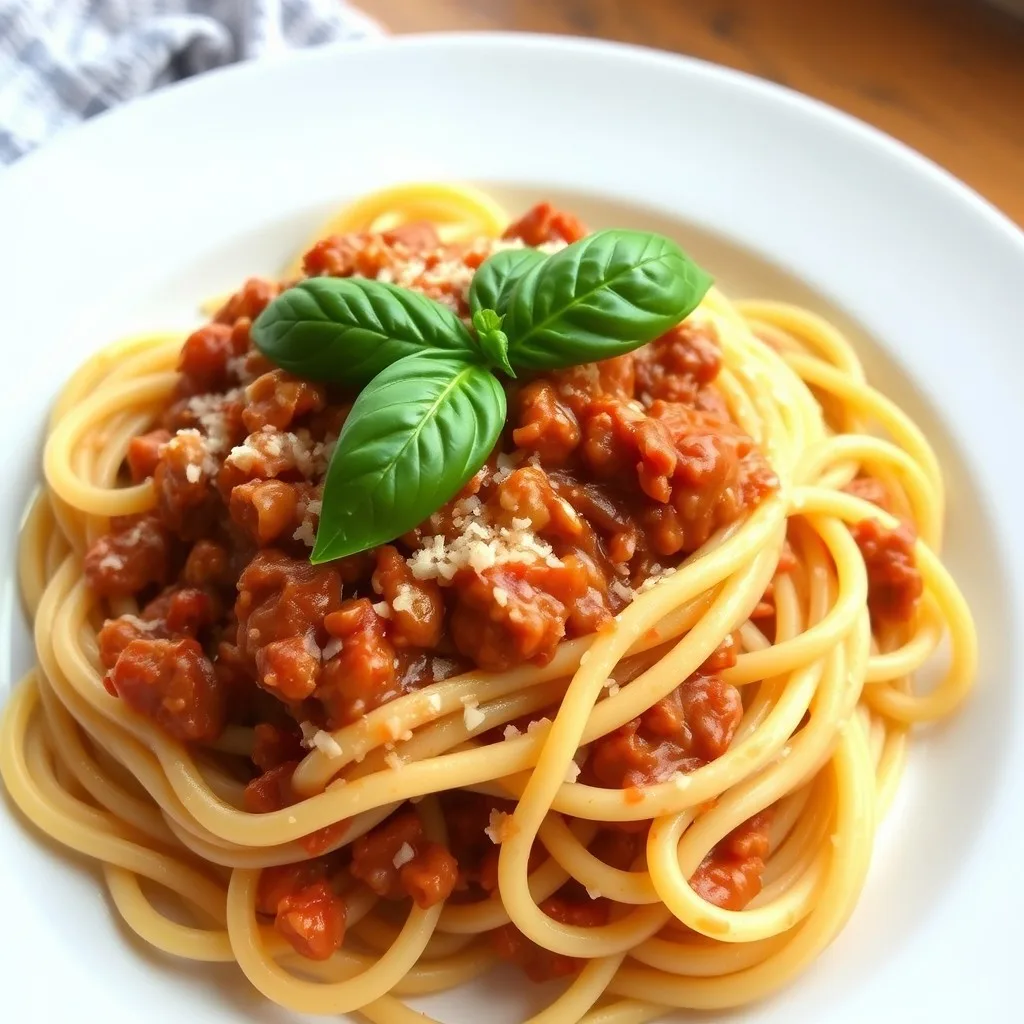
[1,33,1021,1023]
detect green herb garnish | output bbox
[251,228,712,563]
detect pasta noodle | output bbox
[0,182,976,1022]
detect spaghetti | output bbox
[0,183,975,1023]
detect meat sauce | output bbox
[81,203,914,973]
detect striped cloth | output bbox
[0,0,383,164]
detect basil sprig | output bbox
[312,353,506,563]
[251,227,712,563]
[251,277,474,385]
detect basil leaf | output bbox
[469,247,548,317]
[502,230,713,370]
[472,308,515,378]
[251,277,474,386]
[311,353,505,563]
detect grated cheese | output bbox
[492,586,509,607]
[426,693,443,713]
[299,721,319,746]
[311,730,343,759]
[98,552,125,571]
[392,842,416,869]
[462,700,485,731]
[564,760,581,783]
[185,463,202,484]
[408,516,560,583]
[186,388,242,453]
[637,565,677,594]
[384,751,405,771]
[322,637,343,662]
[586,887,602,901]
[484,809,510,844]
[391,583,415,615]
[604,678,621,697]
[372,601,392,619]
[503,724,522,740]
[526,717,552,736]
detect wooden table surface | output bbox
[359,0,1024,226]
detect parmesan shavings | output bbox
[637,565,677,594]
[408,517,560,582]
[462,700,486,731]
[311,731,343,759]
[391,583,415,615]
[484,809,511,845]
[186,388,242,453]
[392,842,415,869]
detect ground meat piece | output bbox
[236,550,343,704]
[259,636,321,701]
[98,589,215,671]
[319,598,401,726]
[400,843,459,908]
[649,401,777,552]
[690,810,772,911]
[182,540,233,589]
[243,761,350,855]
[274,881,347,961]
[126,429,171,482]
[494,466,586,542]
[107,637,225,741]
[448,563,569,672]
[229,479,300,546]
[218,429,312,497]
[153,430,216,536]
[98,616,160,670]
[512,381,581,465]
[251,723,305,772]
[546,360,635,419]
[302,233,410,279]
[243,761,299,813]
[178,323,246,394]
[142,586,216,635]
[371,546,444,649]
[634,323,722,402]
[843,475,894,514]
[589,674,743,788]
[83,515,170,598]
[242,369,326,433]
[214,278,280,326]
[502,202,587,246]
[849,518,923,623]
[580,399,678,503]
[350,810,425,901]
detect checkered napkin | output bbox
[0,0,383,164]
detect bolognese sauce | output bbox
[81,203,917,975]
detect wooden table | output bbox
[359,0,1024,225]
